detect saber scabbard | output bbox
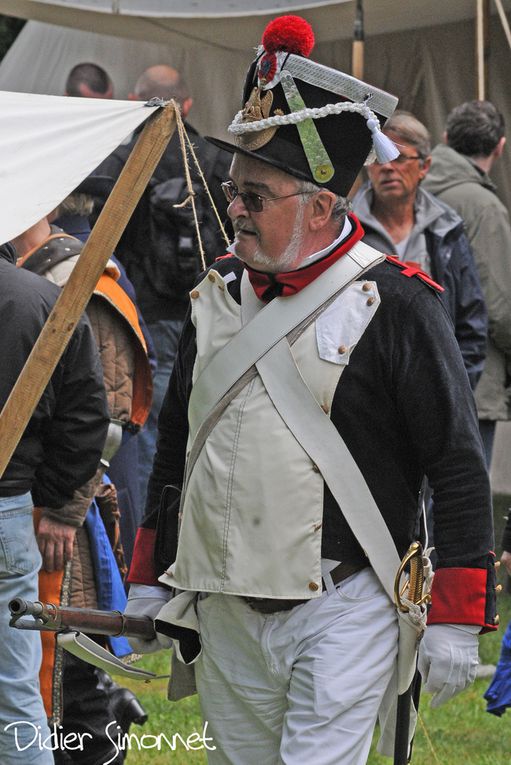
[393,541,431,764]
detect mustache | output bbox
[233,219,257,236]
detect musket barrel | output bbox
[9,599,156,640]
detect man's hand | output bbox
[418,623,479,707]
[125,584,173,654]
[36,516,77,572]
[501,550,511,576]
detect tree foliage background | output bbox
[0,14,25,61]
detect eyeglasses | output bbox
[221,180,315,213]
[387,153,422,165]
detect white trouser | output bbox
[195,567,398,765]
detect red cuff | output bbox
[126,528,160,586]
[427,567,497,632]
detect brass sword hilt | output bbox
[394,541,432,613]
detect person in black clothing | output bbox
[93,64,232,507]
[0,241,108,764]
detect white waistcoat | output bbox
[161,260,380,599]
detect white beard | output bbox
[235,200,307,273]
[250,223,304,272]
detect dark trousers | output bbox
[53,654,124,765]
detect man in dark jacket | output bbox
[351,111,487,389]
[93,64,232,506]
[422,100,511,466]
[0,242,109,763]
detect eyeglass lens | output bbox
[221,182,263,212]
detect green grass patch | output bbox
[120,495,511,763]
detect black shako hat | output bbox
[207,15,399,197]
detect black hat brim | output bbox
[205,135,314,186]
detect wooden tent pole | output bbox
[352,0,365,80]
[0,101,177,479]
[476,0,490,99]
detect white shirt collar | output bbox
[298,216,352,269]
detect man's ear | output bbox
[181,97,193,118]
[309,191,337,231]
[418,155,432,181]
[494,135,506,159]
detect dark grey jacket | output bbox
[0,243,109,508]
[423,144,511,420]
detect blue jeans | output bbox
[0,493,54,764]
[138,319,184,509]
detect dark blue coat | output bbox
[352,184,488,389]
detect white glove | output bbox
[124,584,174,654]
[418,623,479,708]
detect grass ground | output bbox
[119,495,511,764]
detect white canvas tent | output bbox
[0,0,510,207]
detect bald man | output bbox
[129,64,192,116]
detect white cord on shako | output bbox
[228,100,398,165]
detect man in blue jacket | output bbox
[351,110,487,389]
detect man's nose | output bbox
[228,195,248,218]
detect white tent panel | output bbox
[1,0,510,50]
[23,0,346,17]
[0,20,252,138]
[0,91,156,242]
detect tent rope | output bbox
[184,129,230,247]
[173,104,230,273]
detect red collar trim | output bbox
[245,214,365,302]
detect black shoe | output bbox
[95,668,148,734]
[110,688,148,733]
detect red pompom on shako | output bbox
[262,15,315,57]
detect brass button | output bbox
[218,284,225,291]
[208,273,216,282]
[338,344,348,354]
[312,463,321,473]
[362,282,372,292]
[496,584,503,593]
[321,403,330,414]
[190,290,200,299]
[308,581,320,592]
[366,296,376,306]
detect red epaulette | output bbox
[215,253,234,261]
[385,255,444,293]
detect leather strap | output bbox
[19,233,82,273]
[255,336,401,603]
